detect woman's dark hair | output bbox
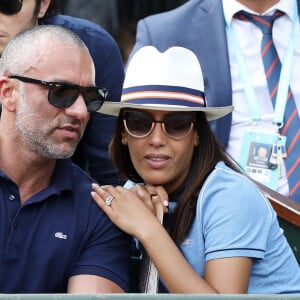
[36,0,62,22]
[109,110,239,243]
[109,110,143,183]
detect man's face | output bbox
[13,40,94,159]
[0,0,39,55]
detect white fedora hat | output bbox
[98,46,233,121]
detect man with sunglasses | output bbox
[0,0,125,186]
[0,25,131,293]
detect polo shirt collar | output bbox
[0,159,73,205]
[24,159,73,205]
[50,159,73,192]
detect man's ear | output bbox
[0,78,18,112]
[37,0,51,19]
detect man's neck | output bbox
[0,138,56,204]
[236,0,280,14]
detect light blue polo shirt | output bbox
[180,162,300,293]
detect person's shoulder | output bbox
[143,0,204,24]
[199,162,275,218]
[204,162,272,205]
[43,14,121,64]
[43,14,112,40]
[69,163,107,214]
[207,161,258,192]
[71,162,95,184]
[201,162,264,199]
[134,0,208,48]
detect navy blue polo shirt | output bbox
[0,159,131,293]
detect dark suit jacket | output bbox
[130,0,300,148]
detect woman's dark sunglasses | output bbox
[9,75,108,112]
[123,110,195,140]
[0,0,22,15]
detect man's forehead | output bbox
[22,47,94,83]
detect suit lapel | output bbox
[191,0,232,108]
[189,0,232,146]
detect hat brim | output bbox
[97,102,233,121]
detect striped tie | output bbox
[235,11,300,202]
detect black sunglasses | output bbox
[123,110,195,140]
[9,75,108,112]
[0,0,22,15]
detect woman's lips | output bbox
[144,154,170,169]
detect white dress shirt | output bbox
[222,0,300,196]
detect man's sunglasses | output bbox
[123,110,195,140]
[9,75,108,112]
[0,0,22,15]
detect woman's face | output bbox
[122,109,199,193]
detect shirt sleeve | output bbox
[70,199,132,292]
[199,165,274,261]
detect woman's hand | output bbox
[91,184,168,239]
[129,184,169,215]
[91,184,252,294]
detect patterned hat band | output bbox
[98,46,233,120]
[121,85,205,107]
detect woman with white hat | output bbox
[91,46,300,294]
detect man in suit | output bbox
[130,0,300,202]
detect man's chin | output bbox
[42,144,77,160]
[53,148,76,159]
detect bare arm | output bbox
[138,219,252,293]
[67,274,124,293]
[91,184,252,293]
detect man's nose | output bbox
[64,94,89,119]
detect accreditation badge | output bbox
[239,130,286,190]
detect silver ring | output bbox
[105,195,115,206]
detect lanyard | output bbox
[225,1,298,125]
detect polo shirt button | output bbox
[9,195,15,201]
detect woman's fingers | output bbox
[150,194,164,223]
[91,183,159,238]
[131,184,156,213]
[91,184,115,211]
[131,184,169,214]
